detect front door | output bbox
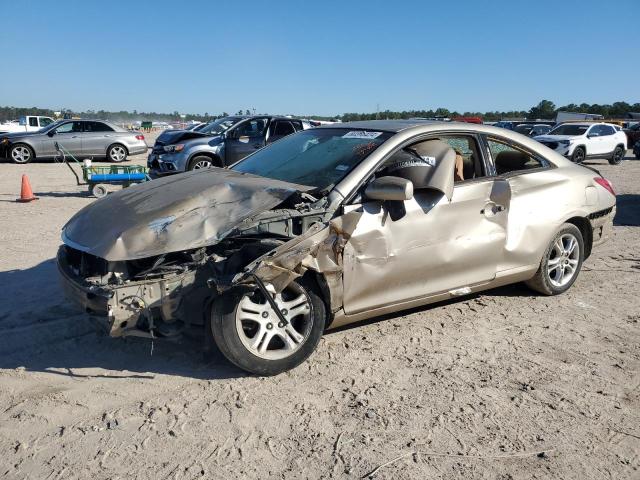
[342,177,510,315]
[41,121,84,157]
[224,117,270,164]
[587,125,606,155]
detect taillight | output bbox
[135,134,145,140]
[594,177,615,196]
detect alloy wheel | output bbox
[192,159,212,169]
[109,146,126,162]
[547,233,580,287]
[573,149,585,163]
[11,146,31,163]
[235,284,313,360]
[612,147,624,163]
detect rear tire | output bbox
[571,147,585,164]
[107,144,128,163]
[608,146,624,165]
[210,277,326,375]
[10,143,35,164]
[525,223,584,295]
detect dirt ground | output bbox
[0,138,638,480]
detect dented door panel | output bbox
[342,179,511,315]
[499,170,575,273]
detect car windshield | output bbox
[200,117,239,135]
[231,128,393,192]
[548,124,589,136]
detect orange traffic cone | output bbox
[16,174,38,203]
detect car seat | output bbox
[495,150,527,175]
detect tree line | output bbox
[1,100,638,124]
[342,100,640,122]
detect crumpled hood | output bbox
[155,129,216,145]
[62,168,311,261]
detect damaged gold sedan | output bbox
[57,120,616,375]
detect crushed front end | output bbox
[57,244,213,338]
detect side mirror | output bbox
[47,130,56,137]
[364,176,414,202]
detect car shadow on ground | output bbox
[0,259,248,380]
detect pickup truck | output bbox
[0,116,56,134]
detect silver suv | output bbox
[148,116,306,176]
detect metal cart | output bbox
[55,141,150,198]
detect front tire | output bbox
[571,147,585,164]
[10,144,35,164]
[107,144,128,163]
[210,277,326,375]
[525,223,584,295]
[188,155,214,171]
[608,146,624,165]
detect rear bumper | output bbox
[590,206,615,248]
[128,142,149,156]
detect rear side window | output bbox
[29,117,38,127]
[600,125,615,136]
[487,137,546,175]
[84,121,114,132]
[273,121,296,136]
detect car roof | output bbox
[318,119,439,132]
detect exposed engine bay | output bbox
[57,182,338,338]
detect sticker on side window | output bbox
[342,131,383,139]
[420,156,436,166]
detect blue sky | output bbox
[1,0,638,116]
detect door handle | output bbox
[71,135,79,138]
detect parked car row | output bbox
[2,114,638,167]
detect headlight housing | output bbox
[558,139,572,146]
[163,144,185,153]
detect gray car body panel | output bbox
[1,119,147,159]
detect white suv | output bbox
[534,122,627,165]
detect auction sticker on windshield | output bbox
[342,131,383,139]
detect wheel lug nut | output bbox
[266,323,273,330]
[261,311,269,318]
[281,309,288,316]
[278,322,285,328]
